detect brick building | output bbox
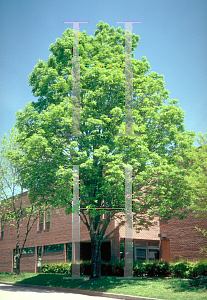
[0,191,206,273]
[160,212,207,262]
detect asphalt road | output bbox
[0,284,123,300]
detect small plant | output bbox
[173,255,183,262]
[199,246,207,259]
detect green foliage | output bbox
[189,275,207,288]
[41,262,72,274]
[133,261,171,277]
[80,261,92,275]
[133,261,146,276]
[40,260,207,279]
[41,260,171,277]
[189,132,207,218]
[9,21,199,278]
[193,261,207,277]
[13,21,198,229]
[111,261,124,276]
[171,261,190,278]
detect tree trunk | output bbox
[91,238,102,279]
[15,245,21,275]
[16,256,20,275]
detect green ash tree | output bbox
[0,129,48,275]
[13,21,198,278]
[187,132,207,255]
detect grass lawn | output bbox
[0,272,206,300]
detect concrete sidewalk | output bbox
[0,281,162,300]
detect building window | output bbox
[120,241,125,261]
[44,243,64,253]
[21,247,35,255]
[13,249,17,271]
[0,215,5,238]
[45,209,50,230]
[149,249,159,260]
[136,248,147,261]
[67,243,72,261]
[13,247,35,256]
[135,243,159,261]
[39,213,43,231]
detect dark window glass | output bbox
[44,244,64,252]
[67,243,72,261]
[81,243,91,261]
[13,249,16,271]
[37,246,42,272]
[22,247,35,255]
[45,209,50,230]
[149,249,159,260]
[136,248,146,260]
[1,215,5,238]
[39,213,43,231]
[120,241,125,261]
[46,210,50,222]
[101,242,111,262]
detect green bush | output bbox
[80,261,91,275]
[145,262,157,277]
[190,260,207,277]
[133,261,146,277]
[41,262,71,274]
[156,261,171,277]
[171,261,191,278]
[41,260,207,278]
[187,262,198,279]
[133,261,170,277]
[101,262,112,276]
[111,261,124,276]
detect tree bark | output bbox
[16,256,20,275]
[91,237,102,279]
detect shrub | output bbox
[111,261,124,276]
[80,261,91,275]
[41,260,207,278]
[41,262,71,274]
[101,262,112,276]
[193,260,207,277]
[189,275,207,288]
[171,261,191,278]
[145,262,157,277]
[133,261,146,277]
[133,261,170,277]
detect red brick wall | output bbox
[20,254,36,272]
[160,212,207,261]
[0,192,117,272]
[110,220,120,261]
[160,239,170,262]
[41,251,65,265]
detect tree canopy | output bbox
[187,133,207,218]
[0,129,47,274]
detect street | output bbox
[0,284,124,300]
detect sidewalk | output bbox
[0,281,162,300]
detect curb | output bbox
[0,281,162,300]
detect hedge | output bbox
[40,260,207,278]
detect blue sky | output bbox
[0,0,206,147]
